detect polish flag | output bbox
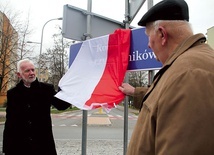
[55,29,130,111]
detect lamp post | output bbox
[38,17,63,80]
[26,41,41,44]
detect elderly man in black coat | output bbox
[3,59,71,155]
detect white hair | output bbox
[152,20,192,31]
[17,59,35,73]
[145,20,193,42]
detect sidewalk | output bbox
[0,140,129,155]
[55,139,125,155]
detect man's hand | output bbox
[119,83,135,96]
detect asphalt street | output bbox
[0,106,138,155]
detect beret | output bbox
[138,0,189,26]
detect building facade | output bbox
[207,26,214,49]
[0,12,18,106]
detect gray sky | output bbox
[1,0,214,55]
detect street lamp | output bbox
[38,17,63,80]
[26,41,41,44]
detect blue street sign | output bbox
[69,42,82,67]
[128,27,162,71]
[69,27,162,71]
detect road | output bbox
[52,107,137,139]
[0,106,138,154]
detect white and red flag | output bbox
[55,29,131,111]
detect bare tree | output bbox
[41,29,70,89]
[127,71,148,107]
[128,71,148,87]
[0,3,34,103]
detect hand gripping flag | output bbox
[55,29,131,111]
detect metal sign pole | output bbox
[81,1,92,155]
[148,0,154,84]
[81,110,87,155]
[123,1,130,155]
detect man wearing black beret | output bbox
[119,0,214,154]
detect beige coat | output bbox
[127,34,214,155]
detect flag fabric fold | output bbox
[55,29,131,111]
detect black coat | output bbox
[3,79,70,155]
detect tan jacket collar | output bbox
[139,33,206,110]
[164,33,206,67]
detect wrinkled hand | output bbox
[119,83,135,96]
